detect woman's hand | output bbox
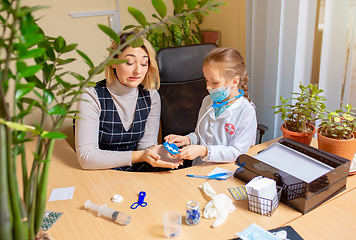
[175,145,207,160]
[164,134,190,147]
[144,145,183,169]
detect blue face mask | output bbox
[208,86,230,103]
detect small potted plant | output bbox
[317,104,356,160]
[271,82,326,145]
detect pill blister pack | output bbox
[228,185,247,201]
[41,210,63,231]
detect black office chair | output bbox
[157,43,217,139]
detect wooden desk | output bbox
[26,139,301,240]
[286,188,356,239]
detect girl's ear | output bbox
[231,76,240,87]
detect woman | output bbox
[75,32,182,171]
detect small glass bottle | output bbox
[186,201,200,225]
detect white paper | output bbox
[207,167,234,179]
[246,177,277,215]
[254,143,333,183]
[48,186,75,202]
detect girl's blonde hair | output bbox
[105,31,160,90]
[203,47,251,102]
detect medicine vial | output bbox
[186,201,200,225]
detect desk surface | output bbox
[24,138,355,239]
[286,187,356,239]
[29,139,300,240]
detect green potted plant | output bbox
[123,1,226,51]
[0,0,224,239]
[271,82,327,145]
[317,104,356,160]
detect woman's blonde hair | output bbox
[203,47,251,102]
[105,31,160,90]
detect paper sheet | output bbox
[48,186,75,202]
[207,167,234,179]
[254,143,332,183]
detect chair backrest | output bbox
[157,43,217,139]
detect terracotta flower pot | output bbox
[317,130,356,160]
[281,123,316,145]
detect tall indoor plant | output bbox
[271,82,326,145]
[123,0,224,51]
[0,0,225,239]
[317,104,356,160]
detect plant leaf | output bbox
[0,119,37,133]
[128,7,148,27]
[187,0,198,10]
[98,24,121,43]
[60,43,78,54]
[54,36,66,53]
[127,34,144,48]
[123,24,138,30]
[76,49,94,68]
[41,131,67,139]
[173,0,185,14]
[170,16,184,25]
[17,64,42,79]
[212,1,228,7]
[19,48,46,60]
[152,0,167,18]
[152,24,166,34]
[15,83,36,100]
[56,58,76,66]
[48,105,67,115]
[105,59,128,67]
[208,6,221,13]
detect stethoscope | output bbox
[197,89,244,146]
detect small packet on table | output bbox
[228,185,247,200]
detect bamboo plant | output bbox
[0,0,225,239]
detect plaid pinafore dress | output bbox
[94,80,162,172]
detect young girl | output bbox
[165,47,257,165]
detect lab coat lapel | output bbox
[216,98,244,119]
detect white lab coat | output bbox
[188,95,257,166]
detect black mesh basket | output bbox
[247,187,282,217]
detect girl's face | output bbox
[112,46,149,88]
[203,63,228,91]
[203,63,240,99]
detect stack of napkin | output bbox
[245,176,278,215]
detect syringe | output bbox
[85,200,131,225]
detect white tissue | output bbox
[199,182,236,228]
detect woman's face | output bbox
[112,46,149,88]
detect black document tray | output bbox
[234,138,351,214]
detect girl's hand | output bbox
[164,134,191,147]
[145,145,183,169]
[175,145,207,160]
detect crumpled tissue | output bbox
[198,182,236,228]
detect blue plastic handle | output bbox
[130,191,147,209]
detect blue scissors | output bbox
[130,191,147,209]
